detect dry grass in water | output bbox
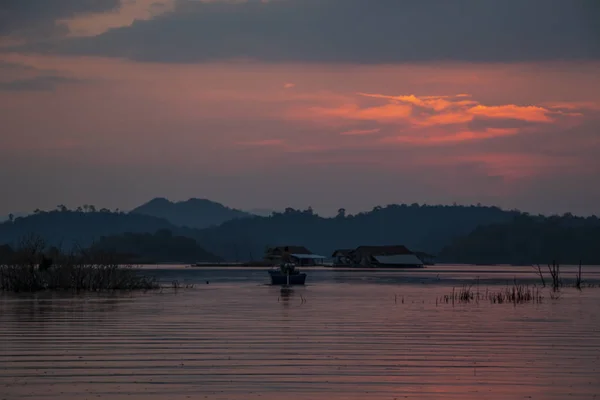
[0,236,158,293]
[438,280,543,306]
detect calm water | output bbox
[1,265,600,400]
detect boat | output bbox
[268,263,307,285]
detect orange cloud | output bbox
[468,104,552,122]
[304,92,562,128]
[357,92,477,112]
[543,101,600,111]
[308,103,412,121]
[382,128,519,145]
[412,112,474,127]
[340,128,380,136]
[293,91,588,148]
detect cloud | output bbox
[0,76,85,91]
[340,128,380,136]
[382,128,520,146]
[299,92,565,126]
[0,60,38,74]
[468,104,552,123]
[9,0,600,63]
[308,103,413,122]
[58,0,176,37]
[235,139,285,147]
[543,101,600,112]
[283,83,295,89]
[289,91,589,147]
[0,0,121,39]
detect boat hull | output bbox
[268,271,307,285]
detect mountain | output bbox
[131,198,251,229]
[246,208,278,217]
[0,210,179,248]
[437,213,600,265]
[188,204,521,261]
[0,212,27,222]
[4,203,595,265]
[91,229,222,263]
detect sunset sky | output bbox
[1,0,599,216]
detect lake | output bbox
[1,265,600,399]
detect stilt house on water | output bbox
[264,246,326,266]
[331,245,426,268]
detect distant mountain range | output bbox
[189,205,519,261]
[0,212,27,222]
[245,208,279,217]
[1,199,599,265]
[131,197,252,229]
[91,230,222,264]
[438,213,600,265]
[0,210,178,249]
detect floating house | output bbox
[264,246,326,266]
[331,245,425,268]
[414,251,436,265]
[331,249,353,266]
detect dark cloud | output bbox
[0,76,85,92]
[0,60,38,73]
[0,0,120,38]
[22,0,600,63]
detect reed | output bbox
[533,264,546,287]
[439,285,475,304]
[0,236,158,293]
[488,283,543,305]
[439,280,543,305]
[575,261,582,291]
[547,261,561,291]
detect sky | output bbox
[1,0,599,217]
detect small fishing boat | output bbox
[268,263,307,285]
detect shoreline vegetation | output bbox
[438,262,596,306]
[0,236,158,293]
[2,200,599,265]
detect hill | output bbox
[0,210,179,248]
[437,213,600,265]
[131,198,252,229]
[3,203,596,265]
[0,212,27,222]
[90,229,222,263]
[245,208,279,217]
[188,204,520,261]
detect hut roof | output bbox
[354,245,413,256]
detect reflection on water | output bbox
[1,266,600,400]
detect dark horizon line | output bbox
[2,197,598,221]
